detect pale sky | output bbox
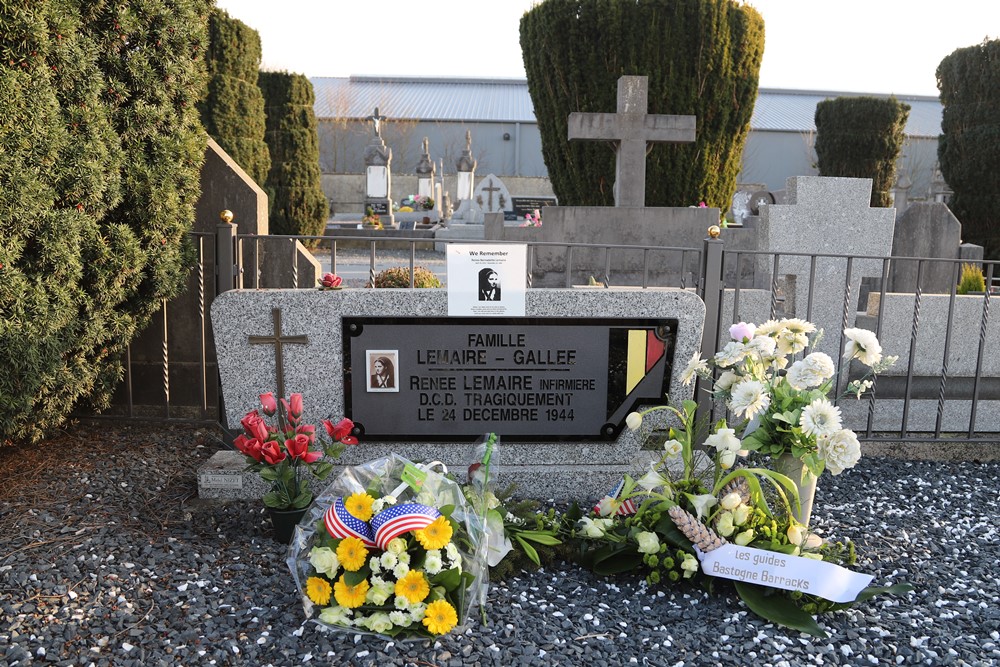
[215,0,999,97]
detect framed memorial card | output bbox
[447,244,526,317]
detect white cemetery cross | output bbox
[568,75,696,207]
[416,137,435,198]
[364,107,393,216]
[455,130,477,201]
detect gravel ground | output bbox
[1,422,999,666]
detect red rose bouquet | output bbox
[235,392,358,510]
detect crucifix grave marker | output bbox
[482,178,500,210]
[568,75,696,207]
[248,307,308,400]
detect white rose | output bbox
[680,554,700,578]
[817,429,862,475]
[716,511,736,537]
[309,547,340,578]
[366,579,395,606]
[720,492,742,511]
[734,529,755,546]
[366,612,394,634]
[732,504,751,526]
[386,537,407,555]
[636,531,660,554]
[318,605,353,626]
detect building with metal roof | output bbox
[312,76,944,200]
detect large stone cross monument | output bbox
[568,75,696,207]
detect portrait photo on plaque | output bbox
[366,350,399,392]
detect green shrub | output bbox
[519,0,764,209]
[372,267,442,288]
[937,39,1000,257]
[814,96,910,207]
[957,263,986,294]
[0,0,209,444]
[200,8,270,186]
[258,71,328,247]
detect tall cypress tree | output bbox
[258,71,328,245]
[814,96,910,208]
[200,7,270,186]
[520,0,764,209]
[937,39,1000,256]
[0,0,209,443]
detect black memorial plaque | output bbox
[343,317,677,441]
[511,196,558,218]
[366,201,389,214]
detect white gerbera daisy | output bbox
[680,349,708,386]
[799,398,842,437]
[843,328,883,366]
[728,380,771,419]
[753,319,784,337]
[781,318,817,334]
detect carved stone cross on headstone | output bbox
[482,178,500,210]
[248,307,308,400]
[568,75,696,207]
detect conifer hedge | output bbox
[519,0,764,209]
[0,0,209,443]
[937,39,1000,256]
[201,7,270,186]
[259,71,328,244]
[813,96,910,208]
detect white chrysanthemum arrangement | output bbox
[681,319,897,477]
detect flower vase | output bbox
[267,507,308,544]
[774,453,817,528]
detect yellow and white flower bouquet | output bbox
[287,455,489,639]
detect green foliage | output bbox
[957,262,986,294]
[372,266,442,288]
[258,71,328,247]
[937,39,1000,256]
[519,0,764,208]
[813,96,910,207]
[0,0,209,444]
[200,8,270,186]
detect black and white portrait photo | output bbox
[366,350,399,392]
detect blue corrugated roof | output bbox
[311,77,943,138]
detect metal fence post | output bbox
[216,210,237,295]
[695,226,725,435]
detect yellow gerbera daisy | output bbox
[395,569,430,604]
[336,536,368,572]
[421,599,458,635]
[414,516,453,550]
[344,492,375,521]
[305,576,332,605]
[333,574,370,608]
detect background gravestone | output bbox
[474,174,513,218]
[887,202,983,294]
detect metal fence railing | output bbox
[84,224,1000,444]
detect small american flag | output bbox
[593,477,638,516]
[370,502,441,550]
[323,497,376,547]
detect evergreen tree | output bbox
[0,0,209,443]
[937,39,1000,256]
[519,0,764,209]
[201,7,270,186]
[814,96,910,208]
[259,71,328,245]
